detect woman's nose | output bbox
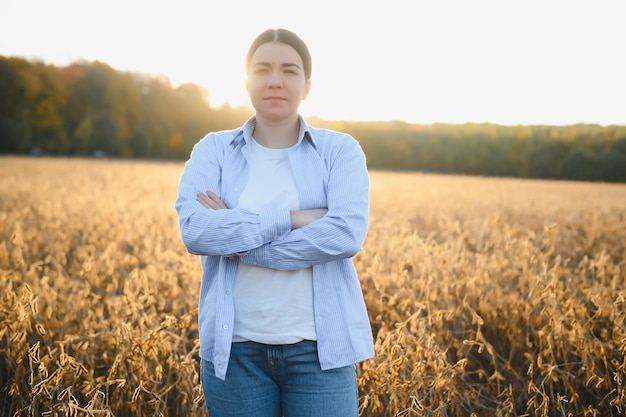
[267,71,282,87]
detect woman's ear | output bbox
[302,79,312,100]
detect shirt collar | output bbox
[230,116,315,148]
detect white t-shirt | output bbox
[232,138,316,344]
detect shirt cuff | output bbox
[239,245,269,267]
[258,209,291,243]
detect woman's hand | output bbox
[197,191,326,230]
[197,191,227,210]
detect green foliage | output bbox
[0,56,624,182]
[0,116,16,152]
[0,56,252,159]
[312,121,626,183]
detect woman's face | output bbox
[246,42,311,123]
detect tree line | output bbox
[1,56,625,182]
[0,56,250,159]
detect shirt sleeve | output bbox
[175,134,292,257]
[238,137,369,270]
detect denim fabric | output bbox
[201,340,359,417]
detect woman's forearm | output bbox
[290,208,328,230]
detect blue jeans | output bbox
[201,340,359,417]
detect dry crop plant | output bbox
[1,157,625,416]
[356,172,626,416]
[1,157,206,416]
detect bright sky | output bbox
[1,0,625,126]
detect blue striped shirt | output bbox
[175,116,374,380]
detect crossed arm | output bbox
[196,190,328,230]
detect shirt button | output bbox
[225,290,231,296]
[222,324,229,330]
[253,260,258,265]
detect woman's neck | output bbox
[253,116,300,149]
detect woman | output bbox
[175,28,374,417]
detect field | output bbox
[1,156,625,416]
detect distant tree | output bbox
[140,77,174,157]
[560,148,599,181]
[0,57,33,151]
[596,150,625,182]
[70,116,93,155]
[0,58,25,126]
[211,101,252,132]
[130,127,149,158]
[37,127,69,154]
[29,65,66,137]
[90,112,119,155]
[611,137,626,155]
[62,66,92,144]
[167,130,184,158]
[81,62,112,112]
[528,141,568,179]
[0,116,16,152]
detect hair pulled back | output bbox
[246,28,312,80]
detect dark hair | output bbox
[246,28,312,80]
